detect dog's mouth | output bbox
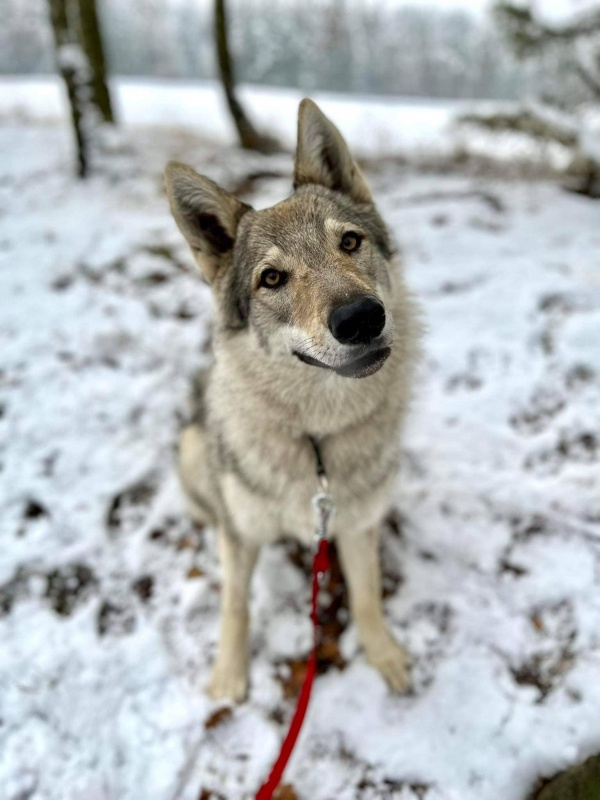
[293,346,391,379]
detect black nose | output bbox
[329,297,386,345]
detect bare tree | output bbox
[46,0,115,177]
[47,0,88,176]
[214,0,277,152]
[462,2,600,197]
[78,0,114,123]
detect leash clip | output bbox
[311,490,334,553]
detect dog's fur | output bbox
[165,99,421,701]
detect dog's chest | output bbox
[217,420,399,546]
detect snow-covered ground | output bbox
[1,77,576,173]
[1,112,600,800]
[0,76,466,158]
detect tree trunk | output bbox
[77,0,114,123]
[46,0,115,177]
[214,0,276,153]
[47,0,89,177]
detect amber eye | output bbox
[341,231,362,253]
[260,268,287,289]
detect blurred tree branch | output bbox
[494,2,600,57]
[462,1,600,198]
[460,105,578,147]
[577,60,600,98]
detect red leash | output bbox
[255,537,330,799]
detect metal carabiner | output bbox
[311,490,334,551]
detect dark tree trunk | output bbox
[46,0,115,177]
[77,0,114,123]
[47,0,89,177]
[214,0,276,153]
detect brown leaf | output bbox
[204,706,232,729]
[198,790,225,800]
[187,565,204,579]
[317,639,346,671]
[176,536,195,550]
[279,659,308,700]
[273,784,298,800]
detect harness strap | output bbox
[308,435,327,481]
[254,438,332,800]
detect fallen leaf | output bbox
[187,565,204,579]
[279,659,308,700]
[204,706,232,729]
[531,614,544,631]
[198,790,225,800]
[273,784,298,800]
[177,536,195,550]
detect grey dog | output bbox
[165,99,421,701]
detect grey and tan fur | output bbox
[165,99,421,702]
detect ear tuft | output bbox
[164,162,251,282]
[294,99,371,204]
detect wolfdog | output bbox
[165,99,421,702]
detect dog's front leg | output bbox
[337,527,411,692]
[208,527,258,702]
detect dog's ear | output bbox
[164,162,251,283]
[293,99,371,204]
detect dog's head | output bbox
[165,99,396,379]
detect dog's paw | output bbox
[207,661,248,703]
[364,631,411,693]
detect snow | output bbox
[1,98,600,800]
[581,107,600,163]
[0,76,466,158]
[1,76,576,173]
[535,0,600,25]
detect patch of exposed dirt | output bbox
[0,562,98,618]
[524,431,598,475]
[97,599,136,637]
[107,476,157,536]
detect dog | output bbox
[164,99,421,702]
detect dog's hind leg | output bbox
[177,368,216,526]
[337,526,411,693]
[208,528,258,702]
[178,423,215,526]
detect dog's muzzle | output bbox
[293,295,390,378]
[295,345,391,379]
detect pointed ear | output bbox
[293,99,372,204]
[164,161,251,282]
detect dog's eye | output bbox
[260,269,287,289]
[341,231,362,253]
